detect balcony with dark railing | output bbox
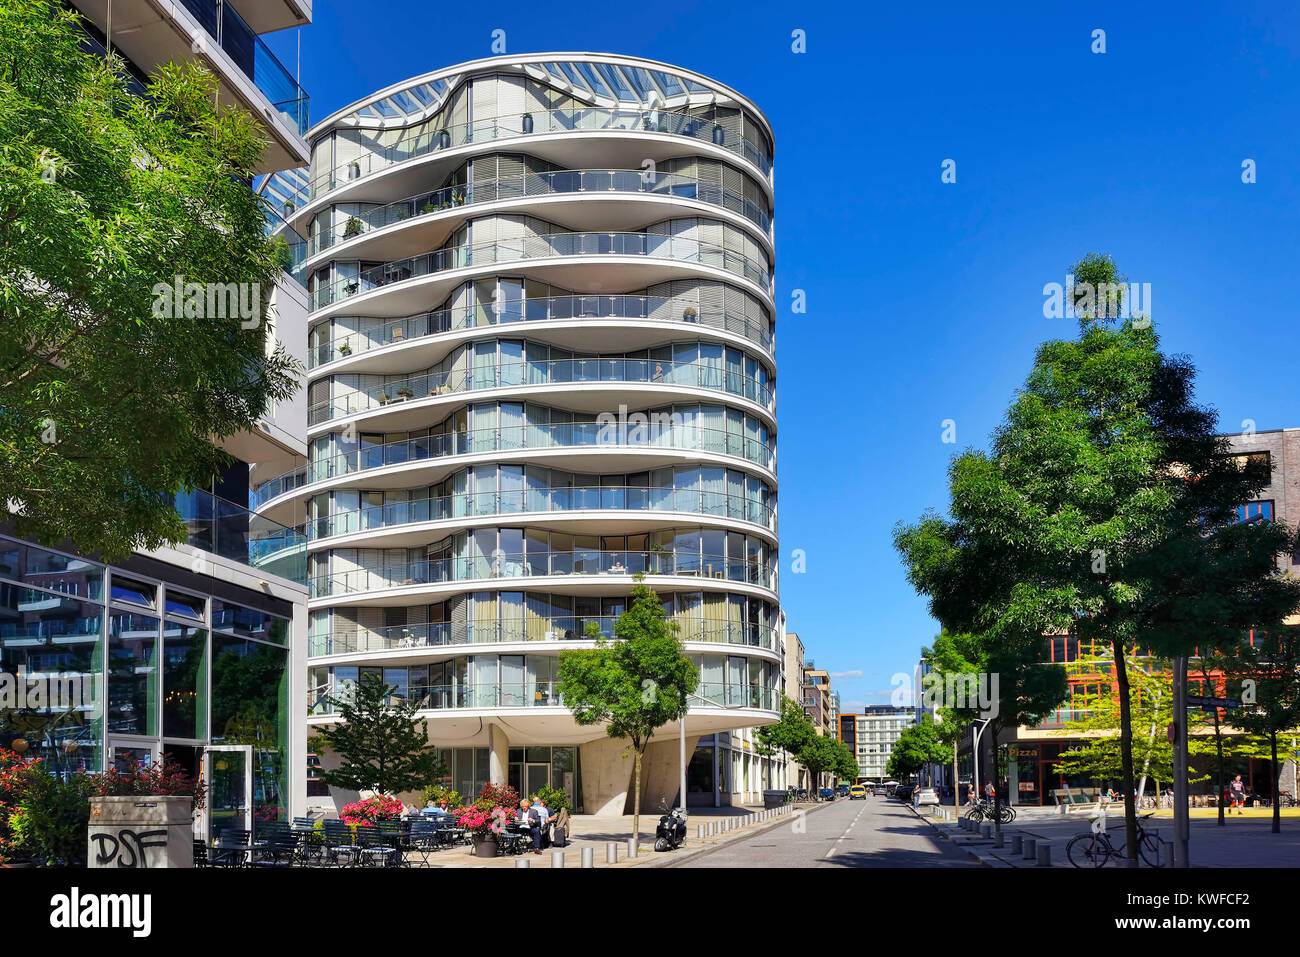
[174,488,306,585]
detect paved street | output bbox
[676,796,978,868]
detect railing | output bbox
[309,295,774,368]
[309,618,780,655]
[178,0,310,135]
[306,486,775,541]
[310,681,564,715]
[309,680,777,715]
[307,357,773,426]
[309,232,772,311]
[309,168,770,258]
[174,488,306,585]
[300,107,773,206]
[309,549,776,599]
[251,422,777,508]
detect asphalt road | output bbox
[676,795,978,868]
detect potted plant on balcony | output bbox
[396,386,414,400]
[377,391,390,405]
[348,160,361,180]
[437,129,451,150]
[452,187,466,206]
[282,200,295,216]
[343,216,363,237]
[682,306,698,322]
[521,112,534,134]
[337,339,352,358]
[422,199,437,214]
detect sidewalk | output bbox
[414,801,824,868]
[909,804,1300,868]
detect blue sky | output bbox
[264,1,1299,711]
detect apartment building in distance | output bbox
[839,706,916,783]
[255,54,784,813]
[1,0,314,843]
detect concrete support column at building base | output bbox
[579,734,702,815]
[489,722,509,786]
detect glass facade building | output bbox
[262,54,782,813]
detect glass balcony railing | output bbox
[178,0,310,136]
[309,295,774,368]
[251,422,776,508]
[310,549,776,600]
[307,357,773,426]
[309,618,779,656]
[309,232,772,311]
[309,169,771,259]
[297,107,772,207]
[308,680,776,715]
[306,485,776,542]
[174,488,306,584]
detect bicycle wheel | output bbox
[999,805,1016,824]
[964,805,983,821]
[1138,831,1162,867]
[1067,833,1110,867]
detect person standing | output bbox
[984,781,995,804]
[1230,775,1246,814]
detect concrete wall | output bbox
[579,734,701,815]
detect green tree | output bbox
[0,1,299,559]
[320,672,444,796]
[832,736,860,783]
[795,733,842,798]
[755,695,816,788]
[887,715,950,781]
[1229,626,1300,834]
[894,251,1298,859]
[556,578,698,838]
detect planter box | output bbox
[88,796,194,869]
[471,834,500,858]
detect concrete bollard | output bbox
[581,847,594,868]
[1022,838,1036,860]
[516,857,530,868]
[980,822,992,839]
[606,842,618,864]
[551,850,565,868]
[1011,835,1023,854]
[994,830,1004,848]
[1037,842,1051,867]
[698,824,705,840]
[627,837,638,857]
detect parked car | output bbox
[818,787,835,801]
[849,785,867,800]
[836,784,850,796]
[914,787,939,807]
[894,785,915,801]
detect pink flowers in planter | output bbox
[340,795,405,827]
[457,805,511,836]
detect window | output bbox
[1233,501,1274,524]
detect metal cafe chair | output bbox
[355,826,402,867]
[211,828,251,867]
[321,820,358,867]
[253,824,298,867]
[407,820,441,867]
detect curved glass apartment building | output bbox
[258,54,780,813]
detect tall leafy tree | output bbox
[0,1,299,558]
[755,695,816,788]
[896,254,1296,860]
[794,733,843,798]
[556,578,698,838]
[887,715,950,781]
[320,672,444,796]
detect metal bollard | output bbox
[994,829,1004,848]
[980,822,992,839]
[1022,837,1036,860]
[1037,842,1051,867]
[627,837,638,857]
[1011,835,1023,854]
[581,847,594,868]
[606,841,618,864]
[551,850,565,868]
[515,857,530,868]
[698,824,705,839]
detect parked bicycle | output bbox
[964,799,1015,824]
[1276,791,1297,809]
[1066,811,1161,867]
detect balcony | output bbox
[308,168,771,260]
[309,617,780,656]
[299,106,773,209]
[310,548,776,601]
[308,356,773,427]
[174,487,306,585]
[309,232,772,312]
[309,294,774,369]
[178,0,310,136]
[305,486,775,543]
[252,422,777,509]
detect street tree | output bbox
[886,715,950,782]
[320,672,444,796]
[893,251,1300,858]
[754,695,817,790]
[795,733,843,798]
[556,577,698,838]
[0,1,299,559]
[1229,626,1300,834]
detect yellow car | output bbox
[849,785,867,800]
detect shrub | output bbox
[339,795,404,827]
[13,768,98,866]
[420,784,463,808]
[532,783,572,813]
[475,781,519,811]
[0,749,41,863]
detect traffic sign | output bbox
[1186,695,1241,710]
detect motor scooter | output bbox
[654,805,687,851]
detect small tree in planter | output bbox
[343,216,364,237]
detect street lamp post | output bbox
[971,717,993,803]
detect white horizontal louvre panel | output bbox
[497,154,526,201]
[472,75,498,123]
[498,76,526,133]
